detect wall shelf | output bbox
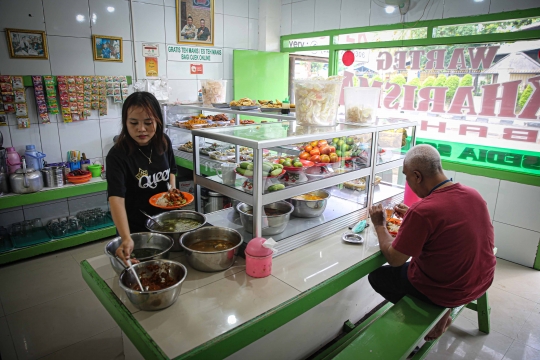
[0,226,116,265]
[0,178,107,210]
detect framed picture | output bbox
[176,0,214,46]
[5,28,48,59]
[92,35,123,62]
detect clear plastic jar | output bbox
[201,80,227,106]
[294,76,343,126]
[344,87,381,125]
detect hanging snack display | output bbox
[0,75,15,114]
[43,76,59,116]
[120,76,129,101]
[75,76,86,120]
[56,76,72,123]
[98,76,107,116]
[91,77,99,110]
[32,76,51,124]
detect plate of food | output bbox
[386,217,402,237]
[149,189,194,209]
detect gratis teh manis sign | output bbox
[167,45,222,63]
[416,138,540,177]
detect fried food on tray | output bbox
[230,98,256,107]
[259,99,296,108]
[156,189,187,207]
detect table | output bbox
[81,223,385,360]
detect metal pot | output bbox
[237,201,294,236]
[104,232,174,275]
[287,189,331,218]
[119,259,187,311]
[180,226,243,272]
[9,158,44,194]
[145,210,207,252]
[41,166,64,188]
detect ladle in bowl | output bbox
[140,210,164,227]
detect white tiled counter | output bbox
[81,224,385,360]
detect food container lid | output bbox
[245,237,273,257]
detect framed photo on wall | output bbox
[5,28,48,59]
[176,0,214,46]
[92,35,123,62]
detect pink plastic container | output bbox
[404,182,421,206]
[245,237,273,278]
[245,253,273,278]
[6,147,22,174]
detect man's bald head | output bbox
[403,145,443,178]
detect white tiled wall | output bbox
[444,170,540,269]
[0,0,260,226]
[280,0,540,35]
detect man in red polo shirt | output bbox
[368,144,496,341]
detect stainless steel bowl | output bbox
[118,259,187,311]
[237,201,294,236]
[145,210,207,252]
[287,189,331,218]
[180,227,243,272]
[104,232,174,275]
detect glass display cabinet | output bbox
[183,111,417,255]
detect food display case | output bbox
[177,107,417,254]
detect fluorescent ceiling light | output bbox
[385,5,396,14]
[107,6,115,12]
[474,0,484,2]
[92,13,97,23]
[76,14,85,22]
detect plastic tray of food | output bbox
[12,228,52,248]
[231,106,259,111]
[212,103,230,108]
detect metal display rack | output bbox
[168,105,417,254]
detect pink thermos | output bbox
[245,237,276,278]
[6,147,22,174]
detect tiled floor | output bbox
[0,240,539,360]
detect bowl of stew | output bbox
[179,227,243,272]
[236,201,294,236]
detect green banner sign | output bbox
[416,138,540,177]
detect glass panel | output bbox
[433,18,540,38]
[335,28,427,44]
[373,165,406,204]
[377,126,415,165]
[327,175,370,208]
[286,36,330,48]
[258,133,373,194]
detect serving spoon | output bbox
[140,210,164,227]
[127,259,147,292]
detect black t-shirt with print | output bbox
[106,135,177,233]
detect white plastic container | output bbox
[344,87,381,125]
[294,76,343,126]
[201,80,227,106]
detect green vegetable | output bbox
[267,184,285,192]
[273,163,284,169]
[270,168,283,176]
[239,162,251,169]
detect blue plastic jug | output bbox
[24,145,46,171]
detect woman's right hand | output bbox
[393,203,409,218]
[115,237,138,266]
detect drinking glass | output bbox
[31,218,43,231]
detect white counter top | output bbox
[85,223,381,359]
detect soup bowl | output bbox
[145,210,207,251]
[179,227,243,272]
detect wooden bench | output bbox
[313,292,490,360]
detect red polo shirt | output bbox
[392,183,496,307]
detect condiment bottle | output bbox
[245,237,277,278]
[80,153,90,171]
[281,97,290,115]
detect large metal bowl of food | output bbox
[118,259,187,311]
[287,189,331,218]
[180,227,243,272]
[145,210,207,251]
[105,232,174,275]
[237,201,294,236]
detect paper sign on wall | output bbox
[142,43,160,57]
[167,45,223,63]
[190,64,203,74]
[145,57,159,77]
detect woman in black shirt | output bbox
[106,92,177,264]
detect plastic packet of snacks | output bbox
[0,82,13,92]
[18,117,30,129]
[4,103,15,114]
[14,90,26,103]
[43,76,59,115]
[2,93,15,103]
[40,113,51,124]
[16,103,28,117]
[114,95,122,103]
[12,76,24,90]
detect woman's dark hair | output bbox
[115,91,167,155]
